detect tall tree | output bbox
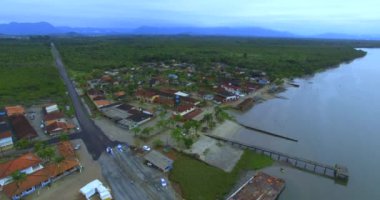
[11,171,27,190]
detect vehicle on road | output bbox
[160,178,168,187]
[74,144,81,150]
[142,145,151,151]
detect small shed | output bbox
[45,104,59,114]
[144,150,173,172]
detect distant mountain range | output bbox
[0,22,379,40]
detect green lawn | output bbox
[0,39,69,110]
[169,150,273,200]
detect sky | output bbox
[1,0,380,35]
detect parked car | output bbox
[160,178,167,187]
[142,145,151,151]
[74,144,81,150]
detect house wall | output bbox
[0,137,13,148]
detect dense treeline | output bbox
[0,39,67,107]
[54,36,368,79]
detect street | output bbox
[99,147,177,200]
[51,43,116,160]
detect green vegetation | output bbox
[55,36,367,80]
[0,39,68,108]
[170,150,273,200]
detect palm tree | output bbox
[11,171,27,189]
[171,128,183,143]
[53,156,65,174]
[202,113,214,129]
[37,147,55,162]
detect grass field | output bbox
[169,150,273,200]
[0,39,69,109]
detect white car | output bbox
[142,145,151,151]
[160,178,167,187]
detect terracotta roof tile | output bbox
[0,153,42,179]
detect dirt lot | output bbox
[25,139,105,200]
[187,135,243,172]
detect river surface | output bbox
[233,48,380,200]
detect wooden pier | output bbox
[205,134,349,181]
[239,123,298,142]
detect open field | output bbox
[169,149,273,200]
[54,36,367,80]
[0,39,67,107]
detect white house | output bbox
[80,179,112,200]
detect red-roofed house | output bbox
[45,121,75,135]
[135,89,159,103]
[5,106,25,117]
[173,105,196,116]
[9,115,38,140]
[1,142,81,200]
[0,153,43,187]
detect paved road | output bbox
[51,43,115,160]
[99,147,177,200]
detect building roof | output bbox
[126,112,151,123]
[87,89,104,96]
[2,143,80,198]
[57,141,76,159]
[0,130,12,139]
[0,119,11,133]
[116,104,134,112]
[45,121,75,133]
[9,115,38,140]
[5,105,25,117]
[2,158,79,198]
[94,100,112,108]
[144,150,173,172]
[114,91,126,97]
[174,91,189,97]
[228,172,285,200]
[176,104,195,113]
[135,89,158,99]
[43,112,65,122]
[0,153,42,179]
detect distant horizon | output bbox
[1,0,380,35]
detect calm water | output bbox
[234,49,380,200]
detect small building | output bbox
[227,172,285,200]
[144,150,173,172]
[43,112,65,126]
[174,91,189,97]
[9,115,38,140]
[45,121,75,135]
[173,105,196,116]
[80,179,112,200]
[5,105,25,117]
[0,118,13,150]
[135,89,159,103]
[0,153,43,187]
[44,104,59,114]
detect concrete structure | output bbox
[100,103,153,129]
[144,150,173,172]
[227,172,285,200]
[80,179,112,200]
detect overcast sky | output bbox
[1,0,380,34]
